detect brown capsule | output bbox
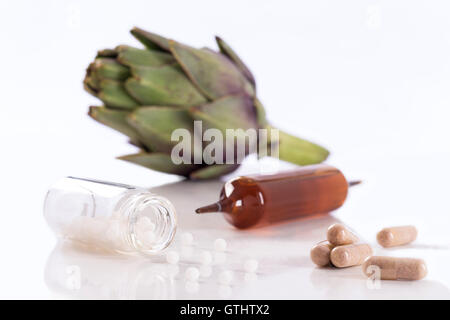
[363,256,427,280]
[310,241,334,267]
[377,225,417,248]
[330,244,373,268]
[327,223,358,246]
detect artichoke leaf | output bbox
[190,95,259,162]
[128,106,194,153]
[189,164,240,180]
[189,95,257,133]
[116,45,174,68]
[84,65,100,93]
[131,27,171,51]
[83,80,97,96]
[97,79,139,109]
[215,36,256,88]
[126,64,207,107]
[93,58,130,80]
[97,49,118,58]
[253,98,268,128]
[88,106,141,143]
[169,41,255,100]
[119,152,196,176]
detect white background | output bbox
[1,0,449,299]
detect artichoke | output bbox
[84,27,329,179]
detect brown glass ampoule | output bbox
[196,164,355,229]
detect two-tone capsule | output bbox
[327,223,358,246]
[377,225,417,248]
[330,244,373,268]
[363,256,427,280]
[310,241,334,267]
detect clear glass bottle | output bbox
[44,177,177,255]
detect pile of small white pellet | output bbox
[65,214,158,252]
[164,232,259,290]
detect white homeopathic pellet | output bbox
[142,231,156,244]
[243,259,259,273]
[244,272,258,283]
[166,251,180,265]
[105,220,121,243]
[137,216,156,232]
[214,238,227,251]
[185,267,200,282]
[199,250,213,265]
[218,284,232,298]
[218,270,233,285]
[185,281,199,294]
[167,265,180,278]
[200,265,212,278]
[181,232,194,246]
[214,252,226,264]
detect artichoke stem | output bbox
[275,129,330,165]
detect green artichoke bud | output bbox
[84,27,329,179]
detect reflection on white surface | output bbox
[234,265,450,299]
[309,267,450,299]
[44,178,344,299]
[45,242,175,299]
[45,177,450,299]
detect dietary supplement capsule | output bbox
[243,259,259,273]
[377,225,417,248]
[327,223,358,246]
[362,256,427,280]
[330,244,373,268]
[310,241,334,267]
[185,267,200,282]
[214,238,227,251]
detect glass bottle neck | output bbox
[119,191,177,255]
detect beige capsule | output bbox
[310,241,334,267]
[363,256,427,280]
[330,244,373,268]
[377,225,417,248]
[327,223,358,246]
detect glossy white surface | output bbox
[1,0,450,299]
[30,168,450,299]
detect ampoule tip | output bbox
[195,203,221,214]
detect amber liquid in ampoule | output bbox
[196,165,350,229]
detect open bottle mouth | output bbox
[123,193,177,255]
